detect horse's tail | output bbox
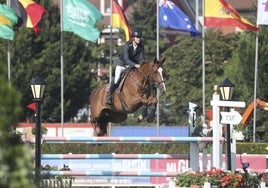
[89,88,97,104]
[89,84,107,104]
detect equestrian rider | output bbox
[105,28,145,105]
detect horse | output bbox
[89,57,166,136]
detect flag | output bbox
[27,102,36,112]
[63,0,103,43]
[0,4,18,40]
[205,0,259,32]
[112,0,131,41]
[11,0,47,33]
[257,0,268,25]
[159,0,200,36]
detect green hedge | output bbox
[42,142,268,155]
[42,143,189,154]
[236,142,268,154]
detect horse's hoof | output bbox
[147,117,154,123]
[137,115,144,122]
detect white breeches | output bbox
[114,65,126,84]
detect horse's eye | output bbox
[163,73,169,81]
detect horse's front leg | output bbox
[147,96,158,105]
[138,96,158,122]
[146,96,158,123]
[137,97,149,122]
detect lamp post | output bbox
[30,76,46,184]
[219,78,234,171]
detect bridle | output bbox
[136,62,165,90]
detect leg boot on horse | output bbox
[105,79,116,105]
[138,104,148,122]
[147,103,157,123]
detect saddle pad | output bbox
[117,68,131,93]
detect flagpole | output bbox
[7,0,11,87]
[253,29,259,143]
[156,0,160,136]
[60,0,64,136]
[108,0,113,136]
[7,38,11,87]
[110,0,113,83]
[202,0,206,123]
[195,0,199,30]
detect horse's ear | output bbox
[161,57,166,64]
[154,57,157,64]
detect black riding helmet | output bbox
[131,28,142,38]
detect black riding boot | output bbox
[105,80,116,105]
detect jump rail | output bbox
[42,136,214,144]
[41,153,188,159]
[41,170,178,177]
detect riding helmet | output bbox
[131,28,142,38]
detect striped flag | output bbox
[205,0,259,32]
[0,4,18,40]
[112,0,131,41]
[257,0,268,25]
[11,0,47,33]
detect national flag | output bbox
[159,0,200,36]
[0,4,18,40]
[205,0,259,32]
[257,0,268,25]
[112,0,131,41]
[63,0,103,43]
[11,0,47,33]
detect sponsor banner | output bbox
[42,155,267,185]
[42,159,151,185]
[150,159,188,184]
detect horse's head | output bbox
[142,57,167,94]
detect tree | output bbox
[225,28,268,141]
[0,0,100,123]
[0,59,36,187]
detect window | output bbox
[100,0,111,16]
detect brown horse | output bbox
[89,58,166,136]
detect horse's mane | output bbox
[140,60,152,66]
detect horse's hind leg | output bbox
[92,119,108,137]
[91,121,100,136]
[98,118,108,136]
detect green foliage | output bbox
[0,62,35,187]
[41,142,267,156]
[42,143,189,154]
[31,125,48,136]
[236,142,268,154]
[0,1,99,123]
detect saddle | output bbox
[116,68,131,93]
[105,68,131,92]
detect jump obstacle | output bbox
[41,136,214,178]
[42,153,188,159]
[42,136,214,144]
[40,89,247,187]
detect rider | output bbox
[105,28,145,105]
